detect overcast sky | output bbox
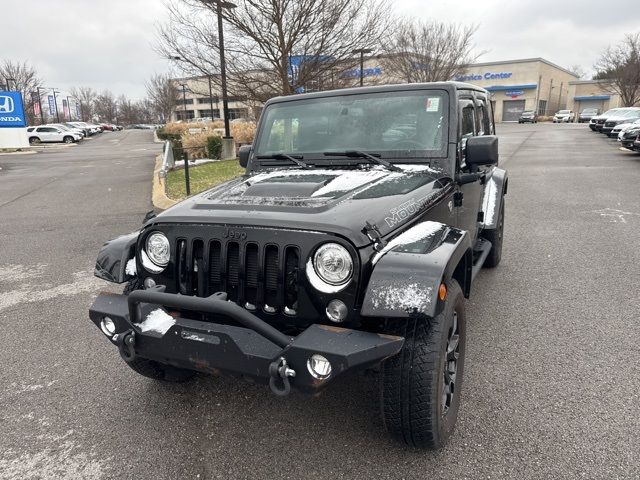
[6,0,639,99]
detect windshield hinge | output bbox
[362,221,386,252]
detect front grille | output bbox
[605,121,615,128]
[597,119,606,124]
[176,237,301,313]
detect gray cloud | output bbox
[4,0,638,99]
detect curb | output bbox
[0,150,37,156]
[152,154,178,210]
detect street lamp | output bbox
[171,55,217,124]
[179,83,189,122]
[352,48,373,87]
[36,87,45,124]
[5,77,16,91]
[202,0,236,159]
[52,89,61,123]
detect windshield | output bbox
[558,110,570,114]
[255,90,449,163]
[622,109,640,117]
[582,109,598,114]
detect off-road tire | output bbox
[482,198,504,268]
[381,279,466,449]
[121,278,195,383]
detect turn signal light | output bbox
[438,283,447,301]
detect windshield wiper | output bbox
[256,153,312,169]
[323,150,402,172]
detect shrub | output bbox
[180,131,212,159]
[230,122,257,144]
[207,136,223,159]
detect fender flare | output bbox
[482,167,508,230]
[94,232,139,283]
[361,221,472,319]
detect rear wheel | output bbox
[381,280,466,449]
[29,137,41,144]
[121,279,195,382]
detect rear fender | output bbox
[482,167,507,230]
[94,232,139,283]
[361,221,472,319]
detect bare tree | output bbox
[145,73,178,122]
[69,86,97,121]
[0,60,43,124]
[595,33,640,107]
[381,20,481,83]
[567,64,586,79]
[156,0,392,102]
[94,90,118,123]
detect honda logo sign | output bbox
[0,91,26,128]
[0,95,15,113]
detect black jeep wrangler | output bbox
[91,82,507,449]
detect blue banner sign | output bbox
[505,90,524,97]
[0,91,27,128]
[455,72,513,82]
[48,95,57,116]
[342,67,383,78]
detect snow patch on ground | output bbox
[370,282,433,313]
[125,258,137,276]
[372,221,444,265]
[173,158,218,169]
[0,269,106,313]
[136,309,175,335]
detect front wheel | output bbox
[63,136,74,144]
[381,280,466,449]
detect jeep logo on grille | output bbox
[223,228,247,240]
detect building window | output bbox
[177,98,194,105]
[198,97,218,104]
[199,109,221,119]
[538,100,547,115]
[176,110,195,121]
[228,108,248,120]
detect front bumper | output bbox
[89,289,404,394]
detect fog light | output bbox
[326,299,348,323]
[307,354,332,380]
[144,277,156,289]
[100,316,116,337]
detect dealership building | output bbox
[452,58,580,121]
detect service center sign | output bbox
[0,91,27,128]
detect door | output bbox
[502,100,526,122]
[456,97,485,241]
[35,127,57,142]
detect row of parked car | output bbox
[517,108,602,124]
[588,107,640,152]
[26,121,123,144]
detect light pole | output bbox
[203,0,236,158]
[6,77,16,91]
[179,83,191,195]
[37,87,45,124]
[352,48,372,87]
[66,96,73,121]
[171,55,216,122]
[52,89,61,123]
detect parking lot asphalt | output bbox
[1,124,639,479]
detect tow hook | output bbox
[268,357,296,396]
[115,330,136,363]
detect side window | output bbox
[461,104,475,138]
[475,98,491,135]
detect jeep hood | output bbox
[154,166,451,247]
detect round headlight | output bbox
[313,243,353,285]
[145,232,170,267]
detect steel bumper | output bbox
[89,289,404,394]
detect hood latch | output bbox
[362,221,386,252]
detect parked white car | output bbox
[553,110,575,123]
[49,123,85,138]
[615,118,640,139]
[27,126,82,144]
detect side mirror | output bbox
[466,135,498,166]
[238,144,252,168]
